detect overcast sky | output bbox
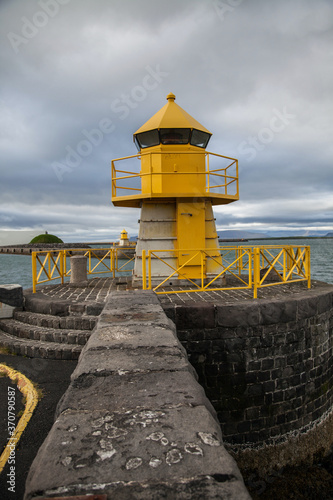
[0,0,332,243]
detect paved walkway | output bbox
[30,277,128,305]
[30,276,316,307]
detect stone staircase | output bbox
[0,296,99,360]
[0,277,134,360]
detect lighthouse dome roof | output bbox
[134,93,211,135]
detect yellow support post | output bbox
[60,250,64,284]
[306,246,311,289]
[148,250,152,290]
[283,247,287,283]
[111,248,115,278]
[110,248,113,278]
[142,249,146,290]
[253,247,260,299]
[248,248,253,289]
[48,252,51,279]
[201,250,204,289]
[88,250,91,274]
[64,250,67,277]
[32,251,37,293]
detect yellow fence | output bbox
[31,247,135,292]
[32,245,310,298]
[142,245,311,299]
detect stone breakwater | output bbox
[24,290,250,500]
[0,243,91,255]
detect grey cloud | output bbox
[0,0,332,241]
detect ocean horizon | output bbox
[0,237,332,290]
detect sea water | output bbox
[0,238,332,289]
[246,238,333,284]
[0,252,132,290]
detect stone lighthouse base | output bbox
[132,200,225,287]
[159,280,333,476]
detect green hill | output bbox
[29,234,64,244]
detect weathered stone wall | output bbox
[24,290,250,499]
[162,282,333,474]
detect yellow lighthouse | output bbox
[111,93,239,284]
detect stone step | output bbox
[0,318,91,345]
[23,291,105,317]
[13,310,96,330]
[0,330,82,360]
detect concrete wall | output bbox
[163,282,333,475]
[24,290,250,499]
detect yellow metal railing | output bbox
[32,251,65,291]
[31,247,134,292]
[252,245,311,298]
[32,245,310,298]
[111,151,239,201]
[141,245,311,298]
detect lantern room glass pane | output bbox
[160,128,190,145]
[190,129,211,148]
[135,130,160,149]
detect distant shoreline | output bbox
[247,236,333,241]
[220,236,333,243]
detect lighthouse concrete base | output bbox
[133,200,223,286]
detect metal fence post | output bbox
[253,247,260,299]
[32,252,37,293]
[201,250,204,290]
[306,246,311,288]
[148,250,152,290]
[142,249,146,290]
[60,251,64,284]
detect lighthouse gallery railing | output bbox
[111,151,239,201]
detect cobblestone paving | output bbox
[31,276,319,307]
[34,277,130,303]
[157,281,311,305]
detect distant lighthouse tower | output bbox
[112,93,239,284]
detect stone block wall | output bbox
[0,284,23,318]
[162,283,333,473]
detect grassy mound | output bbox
[29,234,64,244]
